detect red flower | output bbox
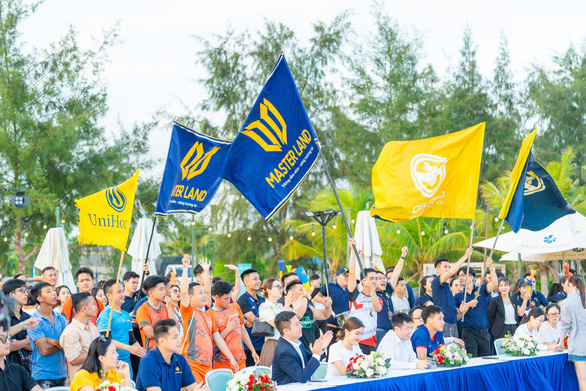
[108,386,116,391]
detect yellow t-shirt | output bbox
[69,369,124,391]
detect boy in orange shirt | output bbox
[207,280,259,371]
[179,255,238,383]
[135,276,174,352]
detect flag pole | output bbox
[138,216,158,293]
[314,141,366,278]
[106,250,126,337]
[461,219,475,322]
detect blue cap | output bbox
[519,278,532,287]
[336,267,349,276]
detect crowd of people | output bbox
[0,238,585,391]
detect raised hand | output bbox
[401,247,408,258]
[319,330,333,349]
[224,264,238,272]
[464,247,473,258]
[486,257,493,269]
[200,258,211,272]
[142,263,150,274]
[181,254,190,268]
[309,340,323,356]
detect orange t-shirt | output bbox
[206,303,245,364]
[62,296,105,325]
[136,301,169,352]
[180,304,216,366]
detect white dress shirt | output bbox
[378,330,418,369]
[284,338,320,368]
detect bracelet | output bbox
[400,256,405,260]
[21,322,25,331]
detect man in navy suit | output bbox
[271,311,333,385]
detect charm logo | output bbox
[543,235,556,244]
[180,142,220,181]
[524,171,545,195]
[242,99,287,152]
[106,186,126,212]
[410,153,447,198]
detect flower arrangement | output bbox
[227,368,276,391]
[432,344,471,367]
[345,351,390,379]
[95,380,134,391]
[502,333,539,356]
[557,334,569,350]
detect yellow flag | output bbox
[76,171,139,251]
[370,124,485,221]
[498,129,537,219]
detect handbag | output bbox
[251,320,274,337]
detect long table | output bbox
[277,352,578,391]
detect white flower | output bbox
[365,368,374,377]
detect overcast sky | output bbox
[19,0,586,177]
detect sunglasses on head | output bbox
[98,335,111,343]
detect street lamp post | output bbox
[302,210,340,297]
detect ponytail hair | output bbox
[336,317,364,341]
[568,275,586,309]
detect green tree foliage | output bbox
[0,0,155,274]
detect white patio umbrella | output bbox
[473,213,586,255]
[128,218,161,281]
[353,210,385,276]
[500,248,586,262]
[34,228,77,292]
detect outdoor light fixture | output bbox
[6,190,30,209]
[227,232,232,238]
[268,236,272,242]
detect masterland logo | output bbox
[180,141,220,181]
[242,98,287,152]
[410,153,447,198]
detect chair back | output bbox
[311,362,328,380]
[253,366,271,377]
[205,368,234,391]
[494,338,506,355]
[45,388,70,391]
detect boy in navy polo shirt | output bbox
[136,319,207,391]
[411,305,465,359]
[236,269,265,367]
[454,258,498,357]
[431,247,473,338]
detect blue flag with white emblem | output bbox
[505,152,575,232]
[155,122,232,216]
[221,53,320,221]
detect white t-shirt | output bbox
[348,288,381,344]
[391,294,410,314]
[325,341,363,379]
[538,321,559,346]
[515,323,548,351]
[258,300,283,341]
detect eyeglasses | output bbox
[548,313,560,317]
[272,285,283,290]
[0,335,11,344]
[171,289,180,294]
[15,288,27,294]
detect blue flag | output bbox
[221,53,320,221]
[505,152,575,232]
[155,122,232,216]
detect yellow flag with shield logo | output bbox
[370,124,484,221]
[76,170,139,251]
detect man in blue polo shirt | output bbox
[411,305,464,359]
[236,268,265,367]
[454,258,498,357]
[431,247,473,338]
[136,319,207,391]
[26,282,68,389]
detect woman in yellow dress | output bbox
[70,336,132,391]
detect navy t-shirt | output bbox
[237,291,265,351]
[454,284,490,330]
[414,293,433,308]
[376,283,394,330]
[319,282,349,325]
[407,285,415,308]
[136,348,195,391]
[122,291,145,314]
[511,291,549,309]
[410,324,445,357]
[431,275,457,324]
[554,291,567,303]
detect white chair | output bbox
[253,366,271,377]
[205,368,233,391]
[311,362,328,380]
[494,338,506,355]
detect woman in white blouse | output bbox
[539,303,561,348]
[515,307,558,351]
[326,317,364,379]
[258,278,284,366]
